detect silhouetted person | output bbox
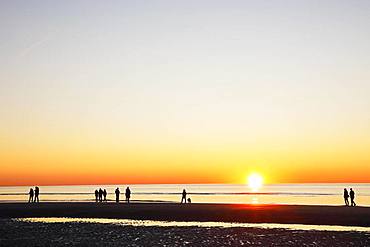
[28,188,34,203]
[99,188,103,202]
[125,187,131,203]
[95,189,99,202]
[181,189,187,203]
[34,186,39,203]
[350,188,356,206]
[103,189,107,202]
[343,188,349,206]
[115,187,120,203]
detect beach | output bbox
[1,202,370,226]
[1,203,370,246]
[1,218,370,247]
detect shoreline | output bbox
[1,202,369,227]
[1,199,368,206]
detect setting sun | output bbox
[247,173,263,192]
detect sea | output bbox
[0,183,369,206]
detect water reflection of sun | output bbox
[247,173,263,192]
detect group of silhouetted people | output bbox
[26,186,361,207]
[99,187,187,204]
[343,188,356,206]
[98,187,190,204]
[95,187,131,203]
[28,187,40,203]
[94,188,108,202]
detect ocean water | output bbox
[0,183,369,206]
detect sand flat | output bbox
[0,202,369,227]
[2,218,370,247]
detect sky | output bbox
[1,0,370,186]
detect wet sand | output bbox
[1,218,370,246]
[0,202,370,226]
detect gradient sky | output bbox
[1,1,370,186]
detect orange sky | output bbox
[1,126,370,186]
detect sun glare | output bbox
[247,173,263,192]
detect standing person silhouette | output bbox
[103,189,107,202]
[98,188,103,202]
[34,187,39,203]
[181,189,187,203]
[115,187,120,203]
[350,188,356,206]
[28,188,34,203]
[95,189,99,202]
[343,188,349,206]
[125,187,131,204]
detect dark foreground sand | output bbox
[1,203,370,246]
[1,219,369,246]
[0,202,370,226]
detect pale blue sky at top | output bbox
[1,0,370,156]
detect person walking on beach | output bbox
[125,186,131,203]
[181,189,187,203]
[343,188,349,206]
[28,188,34,203]
[103,189,107,202]
[350,188,356,206]
[95,189,99,202]
[34,186,39,203]
[115,187,120,203]
[98,188,103,202]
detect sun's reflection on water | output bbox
[251,197,259,204]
